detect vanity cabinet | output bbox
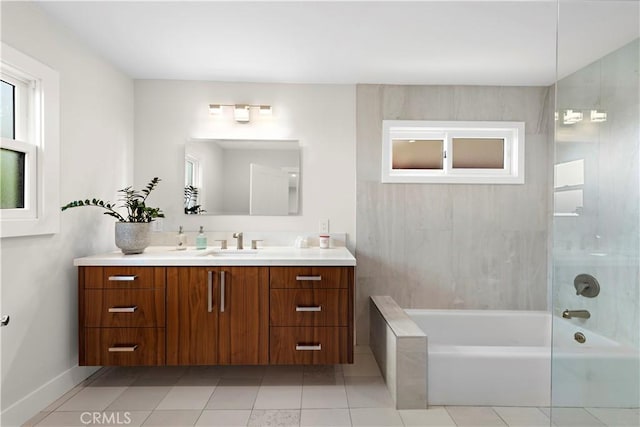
[217,267,269,365]
[78,259,354,367]
[166,266,269,365]
[269,267,354,364]
[165,267,219,365]
[78,266,166,366]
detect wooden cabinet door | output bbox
[218,267,269,365]
[167,267,219,365]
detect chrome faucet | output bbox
[233,232,243,250]
[562,309,591,319]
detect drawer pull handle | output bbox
[207,271,213,313]
[108,275,138,282]
[296,276,322,281]
[108,345,138,352]
[220,271,226,313]
[108,306,138,313]
[296,344,322,351]
[296,306,322,312]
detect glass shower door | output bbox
[552,1,639,425]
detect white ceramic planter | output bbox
[114,222,151,254]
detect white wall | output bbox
[134,81,356,249]
[0,3,134,425]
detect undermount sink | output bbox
[202,249,259,256]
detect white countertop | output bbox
[74,246,356,267]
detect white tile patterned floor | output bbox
[22,346,640,427]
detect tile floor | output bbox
[23,347,639,427]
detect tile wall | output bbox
[553,39,640,350]
[355,84,553,342]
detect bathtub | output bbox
[551,316,640,408]
[405,309,639,408]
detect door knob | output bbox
[0,315,9,327]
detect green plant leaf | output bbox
[61,177,162,223]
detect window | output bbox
[1,148,26,209]
[185,158,195,187]
[1,43,59,238]
[1,74,33,213]
[382,120,525,184]
[184,155,201,189]
[1,79,15,139]
[392,139,443,169]
[184,155,202,213]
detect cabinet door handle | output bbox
[296,306,322,312]
[108,306,138,313]
[108,345,138,352]
[295,344,322,351]
[220,271,226,313]
[296,275,322,281]
[207,271,213,313]
[108,275,138,282]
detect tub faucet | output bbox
[233,232,243,250]
[562,309,591,319]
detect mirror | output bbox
[185,138,300,215]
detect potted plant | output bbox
[184,185,206,214]
[61,177,165,254]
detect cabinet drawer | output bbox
[270,289,348,326]
[83,266,165,289]
[270,326,349,364]
[269,267,352,289]
[84,328,165,366]
[84,289,165,327]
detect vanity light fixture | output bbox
[208,103,273,123]
[563,109,583,125]
[590,110,607,122]
[259,105,273,115]
[209,104,223,115]
[234,104,250,122]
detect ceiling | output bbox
[36,1,639,86]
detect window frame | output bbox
[185,155,200,188]
[1,73,29,141]
[184,154,203,209]
[382,120,525,184]
[1,43,60,238]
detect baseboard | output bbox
[1,365,99,427]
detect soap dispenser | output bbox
[196,226,207,250]
[176,226,187,250]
